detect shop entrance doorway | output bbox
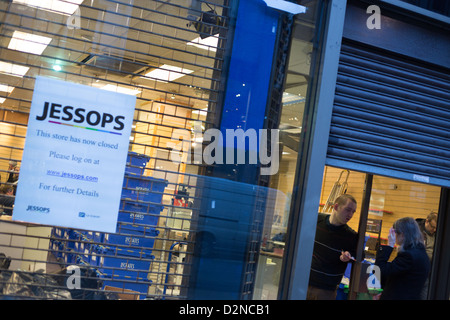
[315,166,440,300]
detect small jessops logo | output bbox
[26,205,50,214]
[36,101,126,132]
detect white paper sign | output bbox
[13,77,136,233]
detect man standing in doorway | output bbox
[307,194,358,300]
[416,211,437,299]
[416,212,437,261]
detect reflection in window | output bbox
[253,0,321,300]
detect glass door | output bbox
[316,166,440,300]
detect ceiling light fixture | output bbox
[0,84,15,93]
[0,61,30,77]
[8,31,52,55]
[187,34,219,52]
[143,64,194,83]
[100,84,141,96]
[12,0,83,16]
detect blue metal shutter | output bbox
[326,41,450,187]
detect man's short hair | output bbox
[334,194,357,207]
[427,211,438,223]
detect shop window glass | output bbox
[0,0,232,300]
[0,0,327,300]
[0,0,329,300]
[316,166,440,300]
[252,0,322,300]
[362,174,440,300]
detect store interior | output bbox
[0,0,229,300]
[0,0,321,300]
[320,166,440,239]
[319,166,440,299]
[2,0,441,300]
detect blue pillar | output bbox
[212,0,280,184]
[188,0,281,300]
[220,0,279,132]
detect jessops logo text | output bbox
[168,121,280,176]
[36,101,126,132]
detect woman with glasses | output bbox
[375,217,430,300]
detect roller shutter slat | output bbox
[327,42,450,186]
